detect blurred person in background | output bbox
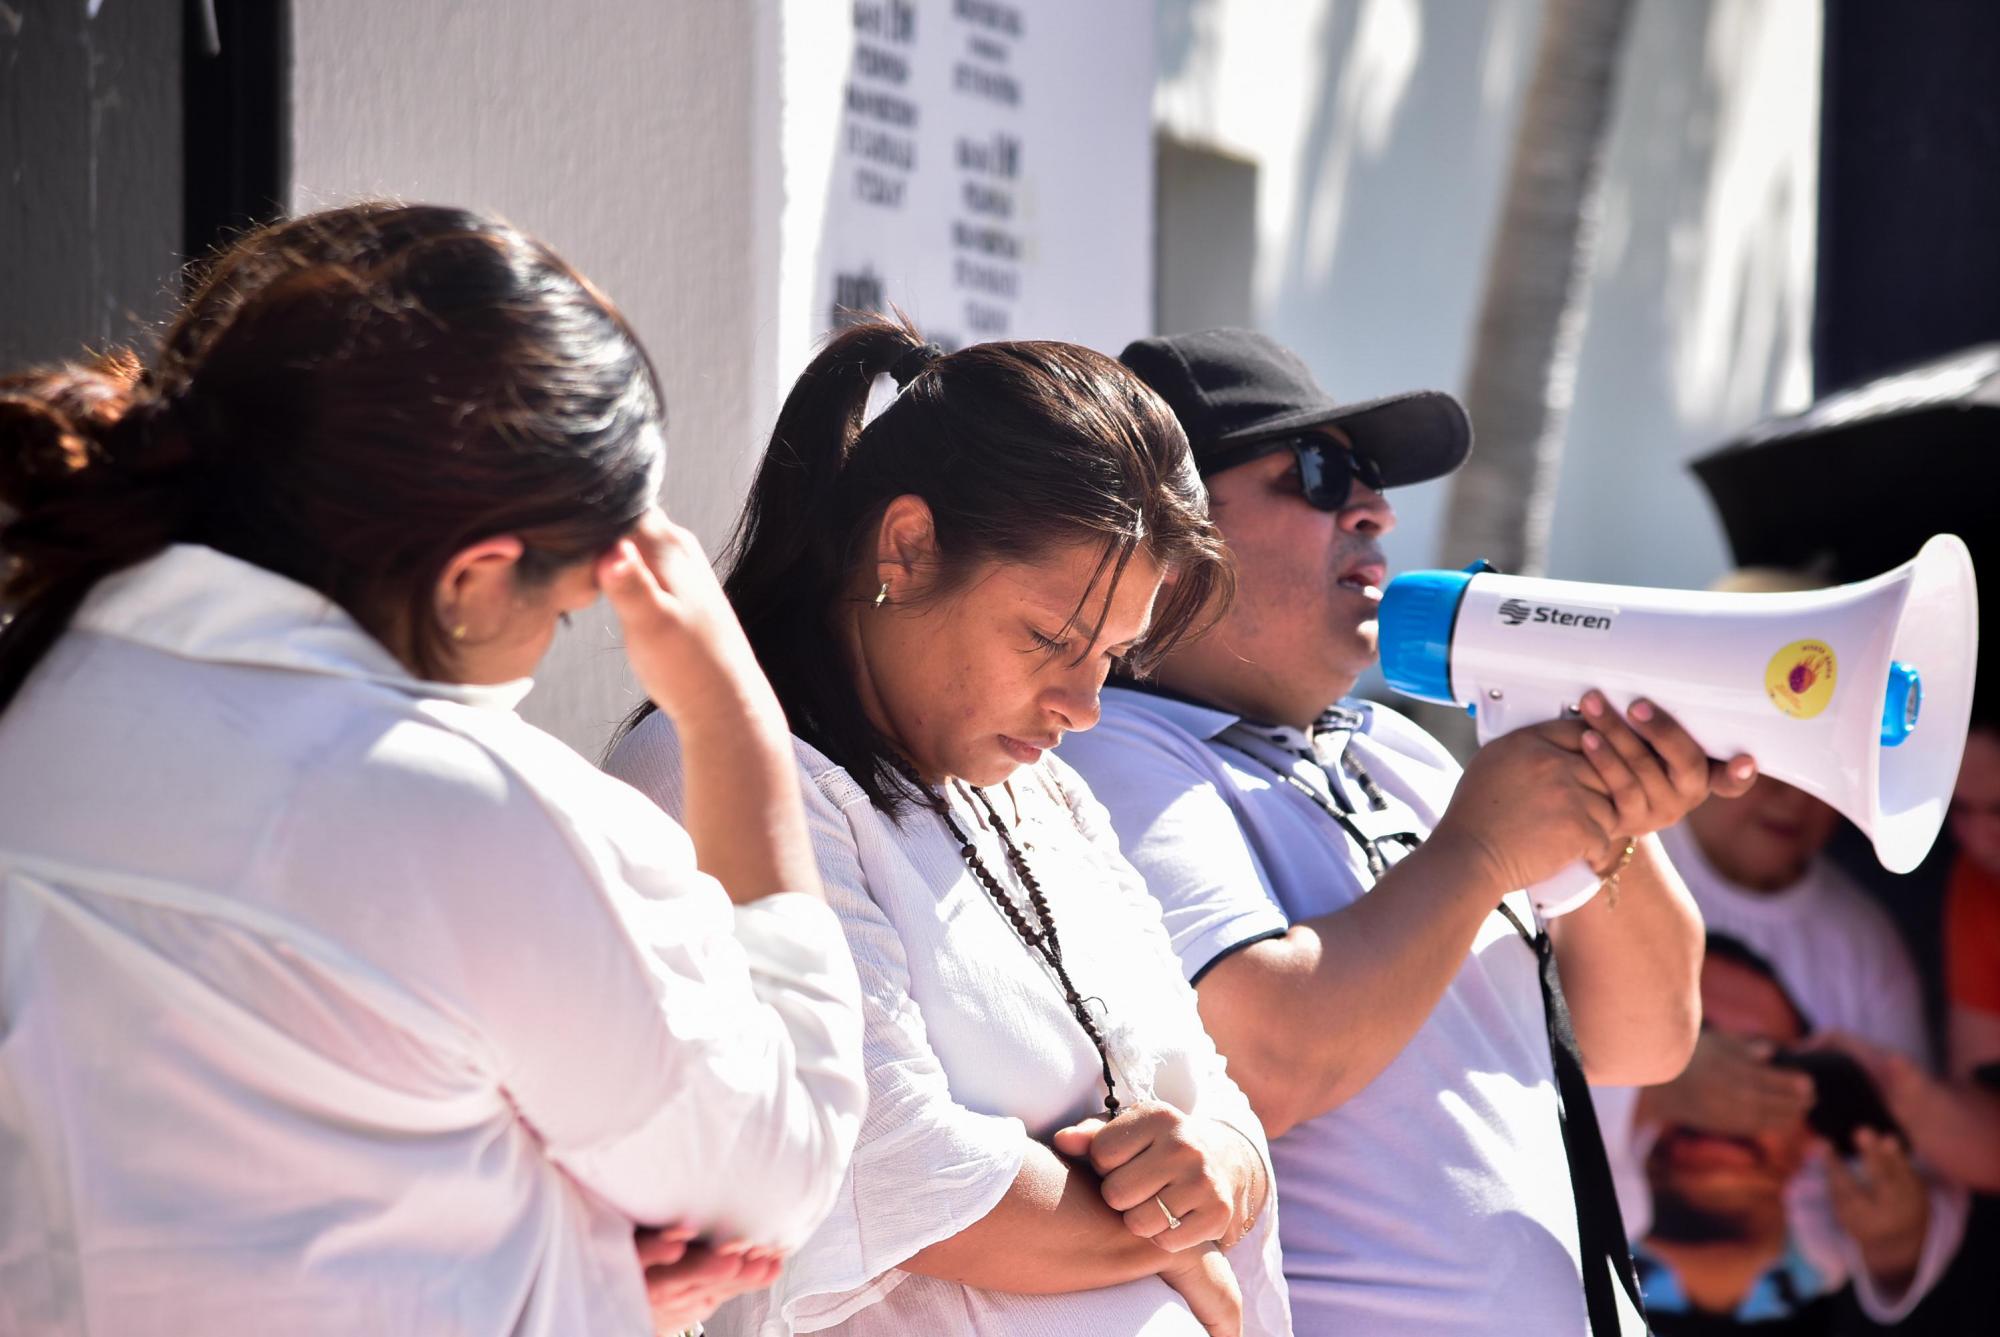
[1607,794,1958,1320]
[0,203,866,1337]
[1810,710,2000,1336]
[609,318,1290,1336]
[1940,712,2000,1107]
[1633,935,1840,1334]
[1593,569,1965,1327]
[1816,711,2000,1193]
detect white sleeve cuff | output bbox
[773,1111,1027,1331]
[1848,1177,1971,1322]
[733,892,863,1004]
[1187,920,1290,986]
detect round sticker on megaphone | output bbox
[1766,639,1838,719]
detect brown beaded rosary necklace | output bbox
[920,773,1123,1118]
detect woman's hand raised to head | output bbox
[599,509,784,738]
[603,509,821,907]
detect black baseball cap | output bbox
[1119,328,1472,487]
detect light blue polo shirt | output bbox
[1060,686,1599,1336]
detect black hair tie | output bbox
[888,342,943,389]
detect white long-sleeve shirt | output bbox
[0,544,866,1337]
[608,715,1292,1336]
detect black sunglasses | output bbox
[1197,434,1386,511]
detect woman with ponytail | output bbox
[0,203,865,1337]
[608,317,1292,1336]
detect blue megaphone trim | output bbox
[1378,562,1488,706]
[1882,661,1921,748]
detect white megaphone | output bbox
[1378,533,1979,912]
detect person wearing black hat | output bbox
[1058,329,1760,1335]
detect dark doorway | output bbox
[1,1,288,368]
[183,0,290,274]
[1816,0,2000,394]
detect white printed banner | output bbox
[814,0,1154,355]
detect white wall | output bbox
[803,0,1154,355]
[1157,0,1542,585]
[1155,0,1821,597]
[291,0,771,552]
[290,0,1158,759]
[1547,0,1819,588]
[290,0,775,757]
[286,0,1806,752]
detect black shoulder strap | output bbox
[1496,902,1650,1334]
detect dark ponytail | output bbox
[0,202,663,715]
[664,314,1231,815]
[0,352,201,708]
[719,322,928,644]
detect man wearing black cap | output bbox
[1058,329,1757,1335]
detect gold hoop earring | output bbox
[873,582,890,609]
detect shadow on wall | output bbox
[1155,0,1256,335]
[1258,0,1542,584]
[1263,0,1538,388]
[1156,0,1227,155]
[1158,0,1812,594]
[1547,0,1816,589]
[1155,138,1258,334]
[1157,0,1205,85]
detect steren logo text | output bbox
[1496,598,1616,631]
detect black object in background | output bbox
[1770,1049,1904,1158]
[1688,344,2000,586]
[183,0,291,276]
[1817,0,2000,397]
[0,1,290,368]
[0,1,183,367]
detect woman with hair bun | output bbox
[608,318,1292,1336]
[0,203,865,1337]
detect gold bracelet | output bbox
[1599,838,1638,910]
[1215,1119,1268,1251]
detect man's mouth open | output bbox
[1336,561,1386,597]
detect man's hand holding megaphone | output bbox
[1436,688,1758,897]
[1428,689,1758,1090]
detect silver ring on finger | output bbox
[1155,1196,1181,1231]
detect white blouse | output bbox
[0,545,866,1337]
[609,715,1293,1336]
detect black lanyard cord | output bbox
[1495,903,1650,1332]
[934,782,1123,1119]
[1217,735,1423,880]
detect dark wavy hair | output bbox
[626,314,1232,814]
[0,202,663,711]
[1704,932,1813,1035]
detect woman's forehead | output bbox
[972,543,1160,640]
